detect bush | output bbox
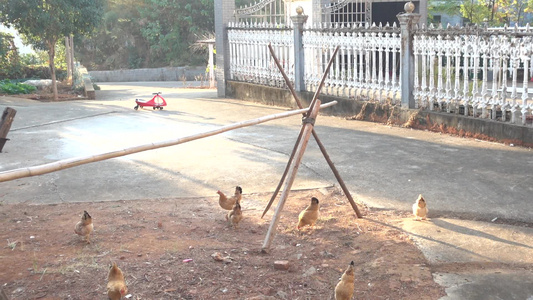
[19,66,67,81]
[0,80,37,94]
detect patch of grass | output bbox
[55,253,106,275]
[6,239,18,250]
[32,251,39,272]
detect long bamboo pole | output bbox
[0,102,337,183]
[264,44,363,218]
[261,44,339,218]
[262,100,322,253]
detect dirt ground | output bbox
[0,187,445,300]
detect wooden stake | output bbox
[0,102,337,183]
[0,107,16,152]
[0,288,9,300]
[263,44,362,218]
[262,100,322,253]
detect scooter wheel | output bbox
[153,106,156,110]
[159,107,163,110]
[134,105,138,110]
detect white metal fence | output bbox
[228,22,293,87]
[303,23,401,103]
[414,24,533,125]
[227,22,533,126]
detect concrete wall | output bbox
[89,66,206,82]
[227,81,533,147]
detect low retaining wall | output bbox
[89,66,206,82]
[227,81,533,147]
[77,66,95,100]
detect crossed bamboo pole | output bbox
[261,98,323,252]
[261,44,362,219]
[0,103,337,183]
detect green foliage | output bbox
[0,0,105,99]
[75,0,148,70]
[75,0,214,70]
[0,80,37,94]
[20,53,45,66]
[527,0,533,12]
[460,0,492,24]
[0,0,105,50]
[429,0,463,16]
[0,32,23,79]
[431,0,533,26]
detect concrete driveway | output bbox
[0,82,531,223]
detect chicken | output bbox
[335,261,355,300]
[412,194,428,221]
[217,186,242,210]
[297,197,320,230]
[225,200,243,228]
[74,210,93,243]
[107,262,128,300]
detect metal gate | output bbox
[235,0,287,25]
[320,0,371,26]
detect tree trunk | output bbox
[48,41,58,101]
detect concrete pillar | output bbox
[397,2,420,109]
[291,7,308,92]
[208,43,215,89]
[65,36,72,83]
[214,0,235,97]
[418,0,428,25]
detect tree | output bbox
[0,0,104,100]
[0,32,22,79]
[75,0,150,70]
[460,0,491,24]
[75,0,214,70]
[138,0,214,67]
[430,0,532,26]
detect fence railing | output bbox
[414,24,533,124]
[303,23,401,103]
[228,22,293,87]
[227,21,533,126]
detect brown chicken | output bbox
[74,210,93,243]
[335,261,355,300]
[297,197,320,230]
[217,186,242,210]
[107,262,127,300]
[412,194,428,221]
[225,200,243,228]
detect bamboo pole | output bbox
[263,44,363,218]
[261,100,322,253]
[0,102,337,183]
[261,45,339,218]
[306,46,339,117]
[261,118,306,218]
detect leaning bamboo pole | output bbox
[262,100,322,252]
[0,102,337,183]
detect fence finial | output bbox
[404,1,415,13]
